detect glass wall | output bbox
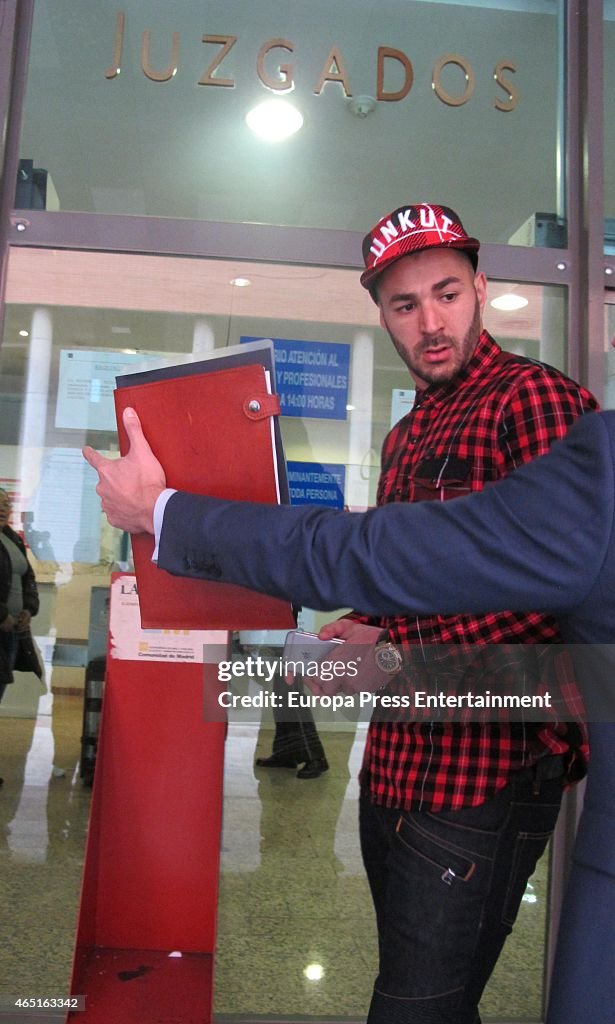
[18,0,565,244]
[0,247,569,570]
[0,244,568,1020]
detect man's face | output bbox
[376,248,487,390]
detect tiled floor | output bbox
[0,695,549,1021]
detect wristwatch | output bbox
[374,640,403,675]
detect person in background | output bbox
[244,634,329,779]
[0,488,42,786]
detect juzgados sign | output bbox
[104,12,518,112]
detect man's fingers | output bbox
[319,619,355,641]
[82,445,106,472]
[318,620,345,640]
[122,407,151,454]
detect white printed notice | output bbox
[109,576,226,664]
[27,448,102,562]
[55,350,188,431]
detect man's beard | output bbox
[387,298,482,387]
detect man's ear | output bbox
[474,271,488,314]
[379,304,386,330]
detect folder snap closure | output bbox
[242,393,281,419]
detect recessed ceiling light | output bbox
[112,326,132,334]
[18,330,29,337]
[245,99,304,142]
[230,277,251,287]
[490,294,529,312]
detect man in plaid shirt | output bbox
[319,203,598,1024]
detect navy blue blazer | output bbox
[159,410,615,642]
[159,410,615,1024]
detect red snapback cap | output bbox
[360,203,480,297]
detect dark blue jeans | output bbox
[359,771,564,1024]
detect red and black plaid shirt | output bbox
[357,331,598,811]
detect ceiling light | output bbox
[230,277,251,287]
[490,294,529,312]
[19,330,29,337]
[245,99,304,142]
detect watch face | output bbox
[375,644,402,674]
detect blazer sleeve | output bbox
[157,412,614,618]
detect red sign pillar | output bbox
[67,575,227,1024]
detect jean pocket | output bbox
[395,813,495,887]
[389,812,500,996]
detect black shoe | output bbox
[296,757,329,779]
[255,754,298,769]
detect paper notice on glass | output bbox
[109,575,226,664]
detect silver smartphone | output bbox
[283,629,345,663]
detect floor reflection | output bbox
[6,714,54,863]
[0,695,91,994]
[215,725,376,1018]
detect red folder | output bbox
[114,362,295,629]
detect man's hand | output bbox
[300,618,392,697]
[82,407,166,534]
[0,614,14,633]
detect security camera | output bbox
[348,95,377,118]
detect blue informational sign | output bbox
[241,336,350,419]
[287,462,346,508]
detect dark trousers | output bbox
[0,630,17,703]
[359,770,564,1024]
[268,673,326,764]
